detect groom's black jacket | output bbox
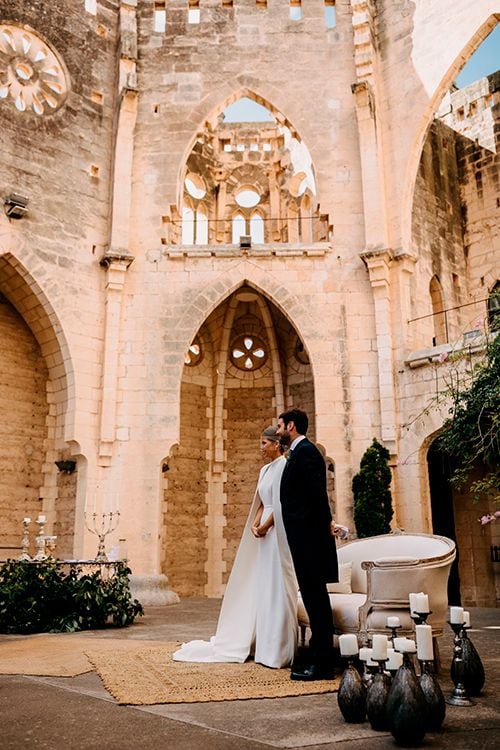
[280,437,338,584]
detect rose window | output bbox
[230,334,267,371]
[0,25,68,115]
[184,338,202,366]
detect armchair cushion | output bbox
[327,562,352,594]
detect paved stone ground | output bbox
[1,601,499,750]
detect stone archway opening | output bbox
[427,439,497,607]
[161,284,315,598]
[0,255,74,558]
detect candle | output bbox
[415,593,429,613]
[409,592,429,614]
[23,517,31,524]
[398,639,417,654]
[339,633,359,656]
[387,616,401,628]
[372,633,388,660]
[386,648,403,671]
[415,624,434,661]
[450,606,464,624]
[37,514,46,523]
[359,647,371,662]
[394,637,410,652]
[463,611,471,628]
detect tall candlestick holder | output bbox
[411,610,432,626]
[446,621,475,706]
[458,624,485,696]
[85,511,120,562]
[33,517,47,561]
[18,518,32,561]
[366,658,392,731]
[386,623,401,646]
[337,655,367,723]
[387,652,428,747]
[419,659,446,730]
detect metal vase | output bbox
[459,633,485,696]
[337,662,367,723]
[386,658,428,746]
[419,661,446,731]
[366,669,392,731]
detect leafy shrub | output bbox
[0,560,144,634]
[353,438,393,538]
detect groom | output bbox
[277,408,338,680]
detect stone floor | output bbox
[1,600,499,750]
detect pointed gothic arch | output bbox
[403,13,500,250]
[162,282,317,598]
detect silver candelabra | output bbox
[84,511,120,562]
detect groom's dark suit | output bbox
[280,437,338,670]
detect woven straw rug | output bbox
[84,641,339,705]
[0,634,108,676]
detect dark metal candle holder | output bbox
[387,652,428,746]
[419,659,446,730]
[411,610,432,626]
[366,659,391,731]
[386,623,401,646]
[446,621,475,706]
[337,656,367,723]
[458,625,485,696]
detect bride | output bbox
[173,426,298,668]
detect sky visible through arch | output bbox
[455,25,500,88]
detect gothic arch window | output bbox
[250,213,264,244]
[171,92,330,246]
[430,275,447,345]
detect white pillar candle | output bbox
[409,592,418,614]
[463,611,471,628]
[398,639,417,654]
[23,517,31,524]
[339,633,359,656]
[359,647,371,662]
[393,637,409,652]
[366,651,378,668]
[450,606,464,624]
[415,624,434,661]
[371,633,388,660]
[415,593,429,613]
[386,648,403,671]
[387,616,401,628]
[37,514,46,523]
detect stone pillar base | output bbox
[129,574,180,606]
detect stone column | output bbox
[360,249,397,455]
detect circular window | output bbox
[0,26,69,116]
[231,334,267,371]
[184,173,206,200]
[235,189,260,208]
[184,338,203,366]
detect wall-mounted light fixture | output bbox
[55,459,77,474]
[4,193,29,219]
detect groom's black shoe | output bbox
[290,663,335,681]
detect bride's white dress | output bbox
[173,456,298,668]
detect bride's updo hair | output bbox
[261,425,280,442]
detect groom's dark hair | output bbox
[279,408,308,435]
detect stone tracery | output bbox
[0,25,68,116]
[167,96,331,246]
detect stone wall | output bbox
[162,380,209,596]
[0,294,48,551]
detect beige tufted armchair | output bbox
[298,532,456,647]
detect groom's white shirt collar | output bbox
[290,435,306,451]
